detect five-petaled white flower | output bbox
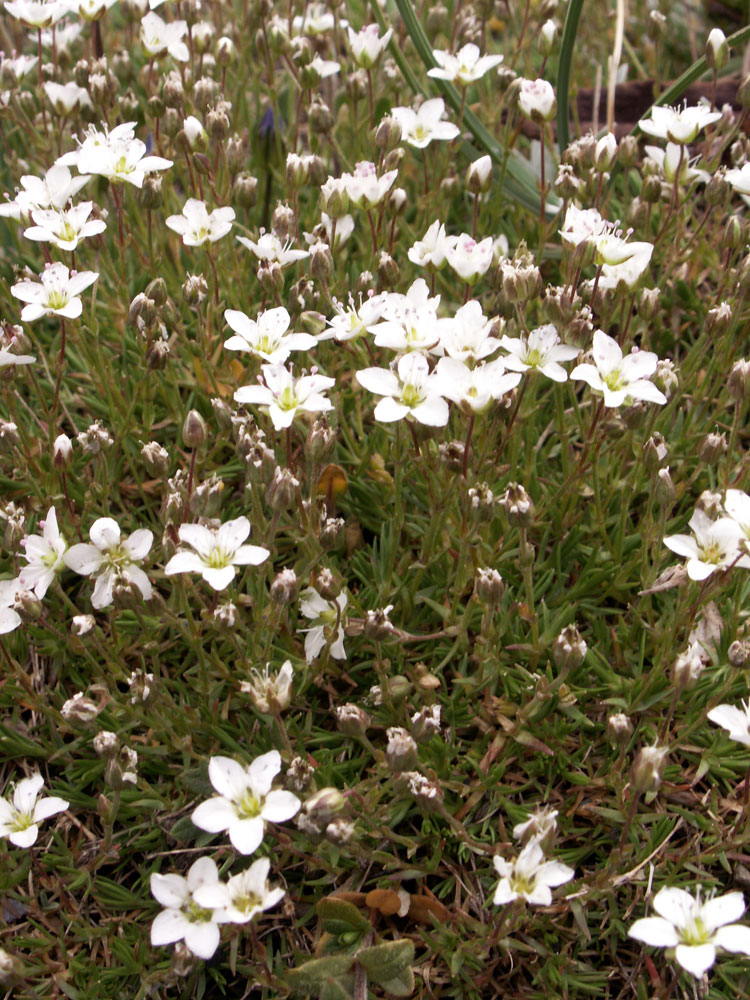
[192,857,285,924]
[492,840,574,906]
[241,660,294,715]
[234,364,335,431]
[628,886,750,977]
[164,516,269,592]
[299,586,348,663]
[24,202,106,251]
[663,508,747,581]
[434,358,520,414]
[444,234,494,285]
[356,353,449,426]
[707,701,750,747]
[64,517,153,609]
[639,103,722,144]
[4,0,67,29]
[191,750,301,855]
[407,220,453,270]
[224,306,317,364]
[390,98,460,149]
[237,230,309,267]
[427,43,503,85]
[342,161,398,209]
[140,11,189,61]
[150,856,222,959]
[500,324,579,382]
[0,164,90,221]
[19,506,67,599]
[60,121,173,188]
[347,23,392,69]
[0,773,68,848]
[165,199,235,247]
[11,262,98,322]
[570,330,666,408]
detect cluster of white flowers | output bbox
[664,490,750,581]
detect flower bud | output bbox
[386,727,419,772]
[375,115,402,152]
[389,187,407,215]
[71,613,96,636]
[500,482,534,526]
[513,805,558,850]
[606,712,633,749]
[234,173,258,209]
[265,466,300,511]
[334,702,371,737]
[538,18,557,56]
[706,28,729,72]
[594,132,617,172]
[310,241,334,281]
[699,431,727,464]
[182,409,207,449]
[326,817,354,844]
[216,35,235,65]
[61,692,101,724]
[303,787,345,826]
[642,433,668,473]
[258,262,285,298]
[411,704,441,743]
[552,624,587,671]
[182,273,208,304]
[128,292,156,328]
[308,96,333,134]
[13,588,41,621]
[286,755,314,794]
[656,467,675,506]
[723,215,744,251]
[0,948,25,989]
[728,639,750,667]
[697,489,723,518]
[630,745,668,794]
[364,605,396,641]
[52,432,73,469]
[474,567,504,606]
[467,154,492,194]
[313,567,340,600]
[647,10,666,41]
[728,359,750,400]
[378,251,400,289]
[319,516,345,551]
[306,417,336,465]
[93,730,120,758]
[270,567,298,605]
[672,642,706,689]
[403,771,443,810]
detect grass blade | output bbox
[556,0,585,154]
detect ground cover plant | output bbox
[4,0,750,997]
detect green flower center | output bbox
[46,290,68,310]
[525,348,543,367]
[401,384,424,408]
[234,891,262,914]
[681,917,709,947]
[185,900,214,924]
[236,790,262,820]
[603,370,625,392]
[698,541,725,565]
[278,386,298,411]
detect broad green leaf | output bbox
[357,939,415,982]
[316,898,371,937]
[286,955,354,992]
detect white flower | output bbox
[663,508,746,582]
[644,143,710,186]
[234,364,334,431]
[347,23,392,69]
[183,115,208,150]
[24,202,106,251]
[513,806,558,845]
[0,580,22,635]
[64,517,153,610]
[150,857,222,959]
[4,0,67,29]
[166,199,235,246]
[19,507,67,599]
[726,162,750,197]
[559,205,606,249]
[236,231,309,267]
[164,516,269,592]
[407,220,452,270]
[319,293,386,343]
[192,857,285,923]
[639,103,721,144]
[0,165,90,221]
[518,78,557,122]
[11,262,98,322]
[628,886,750,977]
[0,773,68,848]
[500,324,579,382]
[370,297,447,354]
[191,750,301,855]
[390,98,460,148]
[596,245,653,291]
[44,81,91,114]
[356,353,449,426]
[343,161,398,209]
[140,11,189,61]
[434,358,520,414]
[64,121,173,187]
[291,2,343,35]
[427,43,503,85]
[0,53,37,82]
[492,840,574,906]
[707,701,750,747]
[241,660,294,714]
[224,306,317,364]
[299,587,347,663]
[445,234,494,284]
[70,0,117,19]
[723,489,750,539]
[439,300,502,363]
[570,330,666,408]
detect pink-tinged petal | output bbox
[191,797,238,834]
[674,944,716,977]
[261,789,301,823]
[702,892,746,931]
[91,569,116,609]
[150,872,189,908]
[247,750,281,794]
[228,817,264,855]
[714,923,750,954]
[373,397,410,422]
[151,908,189,946]
[184,921,220,960]
[164,551,206,576]
[233,545,270,566]
[124,529,153,561]
[187,856,219,892]
[663,535,698,559]
[216,516,250,553]
[202,566,237,591]
[208,757,249,800]
[9,825,39,847]
[628,917,680,947]
[410,396,450,427]
[32,796,68,822]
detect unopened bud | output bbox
[270,567,298,606]
[306,417,336,465]
[319,516,345,551]
[386,727,419,772]
[642,433,668,473]
[265,466,300,511]
[93,730,120,758]
[303,787,345,826]
[500,482,534,526]
[630,744,668,794]
[375,115,402,152]
[700,431,727,463]
[61,692,101,724]
[53,433,73,468]
[606,712,633,749]
[363,605,396,641]
[728,639,750,667]
[706,28,729,72]
[334,702,371,737]
[467,154,492,194]
[672,642,705,689]
[552,624,587,671]
[71,613,96,636]
[474,567,504,606]
[411,704,441,743]
[182,409,207,448]
[378,251,399,289]
[314,567,340,600]
[728,359,750,400]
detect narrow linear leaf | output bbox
[556,0,585,154]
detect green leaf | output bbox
[316,898,371,937]
[286,955,354,993]
[319,980,355,1000]
[371,966,415,998]
[357,940,415,983]
[556,0,584,154]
